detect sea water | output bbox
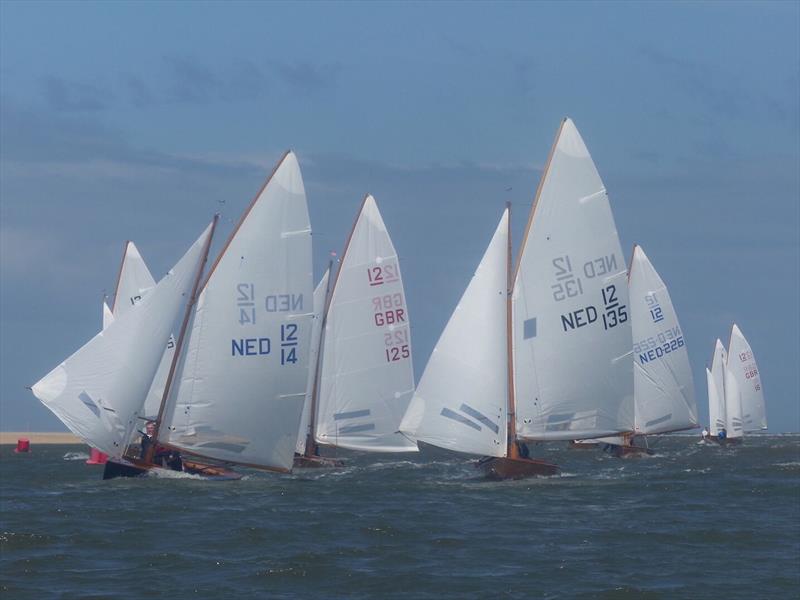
[1,435,798,599]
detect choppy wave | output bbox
[62,452,89,461]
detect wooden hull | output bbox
[102,458,242,481]
[477,456,559,480]
[292,454,345,469]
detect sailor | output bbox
[718,427,727,441]
[701,427,709,440]
[140,421,182,470]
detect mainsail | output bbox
[726,324,767,432]
[104,241,175,419]
[708,340,727,436]
[295,267,331,456]
[400,208,509,458]
[513,118,634,441]
[315,195,418,452]
[629,245,697,434]
[162,151,314,472]
[31,223,216,457]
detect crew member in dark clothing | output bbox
[140,421,182,471]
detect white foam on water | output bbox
[62,452,89,461]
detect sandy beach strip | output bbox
[0,432,84,445]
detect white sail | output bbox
[400,208,508,458]
[315,196,417,452]
[629,245,697,434]
[102,300,114,329]
[31,223,215,458]
[107,241,175,420]
[295,267,331,455]
[727,324,767,431]
[513,118,634,441]
[163,152,314,472]
[111,242,157,318]
[709,339,727,436]
[706,368,724,437]
[723,364,744,438]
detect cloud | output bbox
[42,76,115,112]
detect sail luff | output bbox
[512,119,566,284]
[148,214,219,458]
[303,262,334,457]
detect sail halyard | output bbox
[303,260,335,457]
[146,215,219,462]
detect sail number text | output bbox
[560,284,628,333]
[551,254,619,302]
[231,323,300,365]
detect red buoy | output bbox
[14,438,30,453]
[85,448,108,465]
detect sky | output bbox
[1,1,798,432]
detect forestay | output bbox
[106,241,175,420]
[709,340,727,436]
[513,118,634,441]
[163,152,313,472]
[295,267,331,455]
[400,209,509,458]
[727,324,766,432]
[31,223,214,458]
[315,196,417,452]
[629,245,697,434]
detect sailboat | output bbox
[600,245,698,457]
[30,220,217,465]
[704,325,765,445]
[296,195,418,467]
[402,118,633,479]
[111,150,316,479]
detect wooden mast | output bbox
[303,259,335,458]
[146,214,219,463]
[305,193,370,455]
[505,200,519,459]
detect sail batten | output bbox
[513,118,634,441]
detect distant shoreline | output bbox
[0,432,84,445]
